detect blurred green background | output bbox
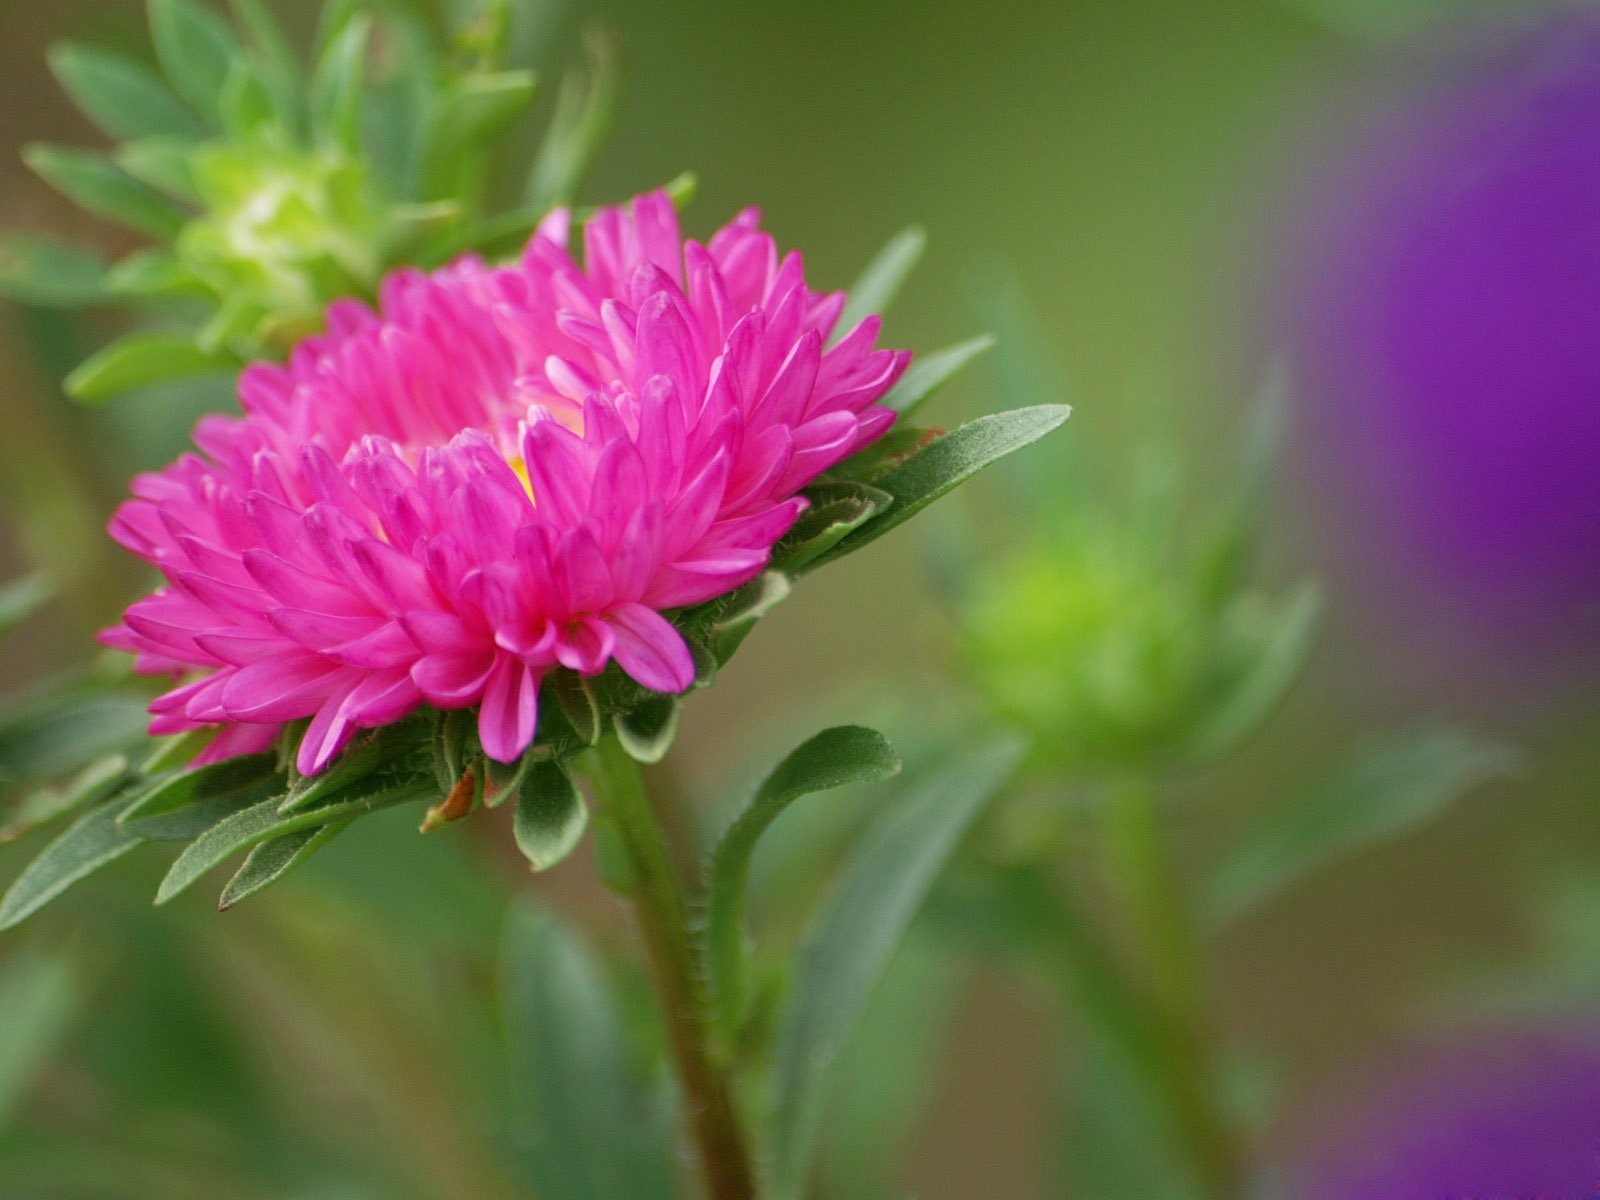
[1,0,1596,1196]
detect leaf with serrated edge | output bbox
[766,736,1026,1200]
[803,405,1070,574]
[703,726,900,1050]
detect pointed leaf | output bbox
[1201,729,1518,928]
[421,68,538,199]
[0,235,108,308]
[835,225,925,339]
[104,249,205,298]
[766,735,1026,1200]
[217,818,351,910]
[0,754,129,845]
[115,137,200,201]
[0,797,145,929]
[22,145,186,239]
[803,404,1071,572]
[228,0,305,128]
[882,333,995,416]
[219,59,275,135]
[499,905,678,1200]
[704,726,901,1048]
[309,12,371,151]
[118,753,276,825]
[149,0,241,125]
[614,695,679,764]
[525,26,621,211]
[154,770,430,904]
[48,43,206,141]
[513,760,589,870]
[65,333,238,403]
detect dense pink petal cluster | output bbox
[102,192,909,773]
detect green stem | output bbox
[583,736,756,1200]
[1099,776,1241,1199]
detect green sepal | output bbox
[704,571,790,664]
[772,481,893,573]
[552,671,601,746]
[613,695,680,765]
[512,759,589,871]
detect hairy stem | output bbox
[584,735,756,1200]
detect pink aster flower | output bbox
[101,191,909,775]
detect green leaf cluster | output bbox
[0,0,639,399]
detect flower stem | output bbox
[1099,776,1241,1199]
[584,735,756,1200]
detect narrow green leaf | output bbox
[703,726,901,1049]
[0,754,129,845]
[803,404,1071,572]
[766,736,1026,1199]
[154,771,430,904]
[0,797,145,929]
[217,818,351,910]
[22,145,186,239]
[48,42,206,141]
[835,225,925,339]
[117,753,275,825]
[309,12,371,152]
[115,137,200,201]
[65,333,237,403]
[1183,582,1323,761]
[512,760,589,871]
[882,333,995,415]
[0,235,108,308]
[219,59,275,135]
[771,482,892,573]
[525,26,621,211]
[422,68,538,199]
[0,574,54,641]
[104,249,205,299]
[614,695,679,764]
[227,0,306,128]
[1200,729,1517,927]
[499,905,678,1200]
[148,0,241,125]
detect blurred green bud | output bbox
[1,0,635,399]
[958,404,1321,777]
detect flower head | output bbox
[102,191,909,774]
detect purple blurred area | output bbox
[1298,17,1600,648]
[1293,1027,1600,1198]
